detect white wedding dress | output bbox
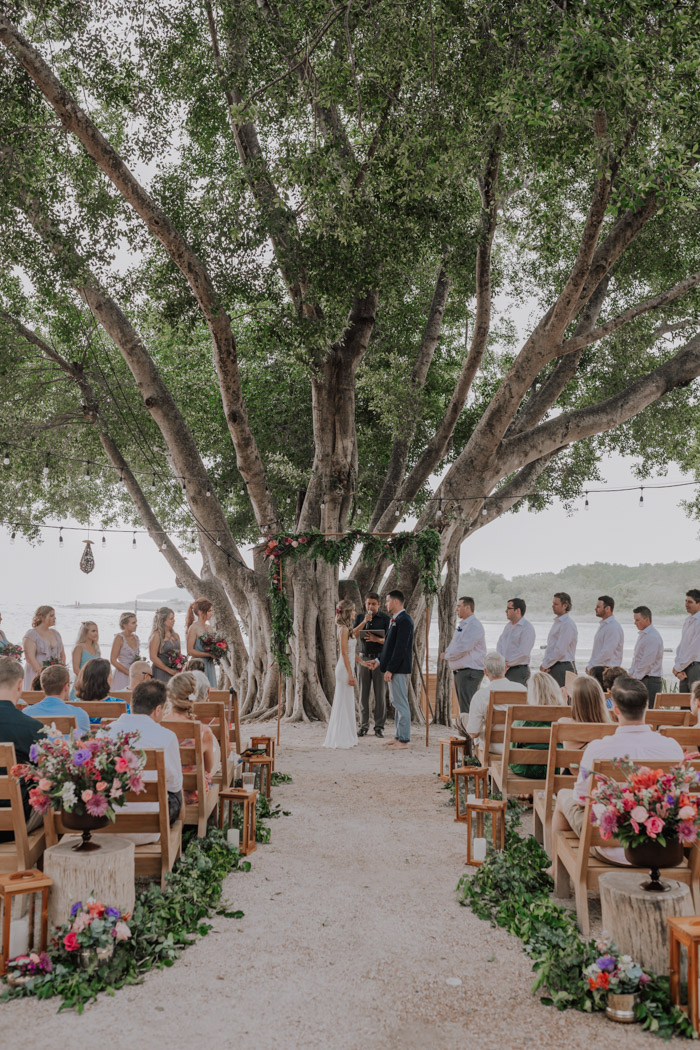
[323,632,359,749]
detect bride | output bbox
[323,598,360,749]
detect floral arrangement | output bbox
[41,656,64,668]
[590,760,700,847]
[11,728,146,819]
[198,632,229,661]
[5,951,52,983]
[163,649,186,672]
[584,941,651,994]
[1,643,23,660]
[59,900,131,952]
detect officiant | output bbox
[354,592,390,737]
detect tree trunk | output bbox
[436,547,459,725]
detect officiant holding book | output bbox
[354,592,390,737]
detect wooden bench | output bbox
[0,744,46,873]
[646,709,692,729]
[554,758,700,936]
[210,688,240,754]
[190,701,231,789]
[44,749,182,888]
[477,690,529,765]
[532,721,616,856]
[20,692,44,705]
[108,691,132,703]
[162,720,220,837]
[32,715,78,736]
[69,700,128,722]
[489,705,570,802]
[654,693,691,709]
[660,726,700,750]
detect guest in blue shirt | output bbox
[27,664,90,736]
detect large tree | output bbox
[1,0,699,721]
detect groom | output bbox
[367,590,414,749]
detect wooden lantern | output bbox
[454,765,489,823]
[251,735,276,771]
[0,869,52,975]
[242,754,273,800]
[218,787,259,856]
[465,798,506,867]
[668,915,700,1033]
[438,737,470,782]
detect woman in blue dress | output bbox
[186,598,218,688]
[70,621,100,700]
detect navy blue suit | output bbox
[379,610,414,741]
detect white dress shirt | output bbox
[496,619,536,666]
[573,724,683,803]
[589,615,625,668]
[629,624,664,679]
[106,713,183,794]
[465,677,527,752]
[444,615,486,671]
[542,613,578,668]
[674,611,700,672]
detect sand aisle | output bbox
[3,722,665,1049]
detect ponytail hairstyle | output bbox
[151,607,174,643]
[75,620,100,654]
[185,597,213,630]
[32,605,54,628]
[166,672,197,720]
[335,598,355,631]
[119,611,137,631]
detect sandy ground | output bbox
[1,721,682,1049]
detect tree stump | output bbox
[44,835,135,929]
[599,872,693,975]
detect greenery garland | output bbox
[262,528,442,676]
[456,824,695,1040]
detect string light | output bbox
[151,473,156,490]
[639,486,645,510]
[10,528,16,544]
[85,461,91,480]
[101,533,107,547]
[2,447,9,467]
[58,527,64,548]
[43,453,50,476]
[206,482,211,497]
[160,538,167,550]
[132,532,137,549]
[585,491,589,510]
[119,469,125,485]
[481,506,488,516]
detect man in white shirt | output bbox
[541,592,578,687]
[453,651,526,754]
[673,589,700,694]
[629,605,664,708]
[586,594,624,688]
[106,679,182,824]
[440,596,486,713]
[553,676,682,839]
[496,598,536,685]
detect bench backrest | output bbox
[659,726,700,750]
[20,692,44,704]
[210,688,241,753]
[493,705,572,789]
[541,721,617,823]
[32,715,77,735]
[190,702,229,785]
[0,742,36,869]
[654,693,691,710]
[481,689,530,755]
[69,700,128,721]
[161,720,207,802]
[108,691,132,702]
[646,709,692,729]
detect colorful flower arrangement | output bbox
[590,760,700,847]
[584,941,651,994]
[163,649,187,672]
[1,643,23,660]
[59,900,131,952]
[198,632,229,662]
[11,728,146,820]
[5,951,52,983]
[41,657,64,668]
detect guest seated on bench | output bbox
[688,681,700,726]
[183,659,211,701]
[509,671,563,778]
[602,665,627,699]
[0,656,44,835]
[556,675,611,750]
[106,679,182,826]
[129,659,154,689]
[454,650,527,753]
[75,658,129,722]
[166,673,220,777]
[27,664,90,736]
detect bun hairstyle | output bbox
[166,672,197,720]
[32,605,54,628]
[185,598,213,630]
[335,598,355,631]
[151,607,175,642]
[119,611,137,630]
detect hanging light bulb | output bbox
[10,528,16,544]
[435,500,443,521]
[151,473,156,490]
[2,447,9,467]
[119,469,125,485]
[584,491,589,511]
[639,487,645,510]
[182,478,187,492]
[161,537,167,550]
[481,505,488,516]
[101,533,107,547]
[43,453,50,476]
[132,532,137,549]
[59,527,64,549]
[190,531,196,544]
[85,461,91,480]
[206,482,211,497]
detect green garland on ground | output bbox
[262,527,442,676]
[456,830,696,1040]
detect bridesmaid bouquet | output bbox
[163,650,186,672]
[1,643,23,659]
[198,633,229,662]
[41,657,64,668]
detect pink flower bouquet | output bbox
[198,632,229,662]
[163,649,186,672]
[1,642,23,660]
[58,899,131,953]
[11,729,146,821]
[590,760,700,848]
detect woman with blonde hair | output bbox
[23,605,65,689]
[323,598,359,749]
[110,611,140,690]
[509,671,564,778]
[165,672,220,777]
[149,607,181,683]
[70,621,101,700]
[185,598,217,688]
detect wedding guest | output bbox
[184,659,212,701]
[30,664,90,736]
[541,593,578,687]
[70,620,100,701]
[441,596,486,713]
[586,596,624,685]
[0,656,43,831]
[629,605,664,708]
[74,658,127,720]
[602,665,627,693]
[23,606,65,689]
[129,660,153,689]
[509,671,564,778]
[0,611,8,651]
[556,674,611,749]
[106,679,182,825]
[367,590,414,749]
[354,592,390,737]
[165,673,220,777]
[673,589,700,694]
[457,651,527,754]
[496,598,536,685]
[688,681,700,726]
[186,598,217,687]
[110,612,140,690]
[149,607,181,683]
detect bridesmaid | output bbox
[110,611,140,690]
[149,607,181,682]
[0,610,8,651]
[23,606,66,689]
[185,598,217,687]
[70,621,100,700]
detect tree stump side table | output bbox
[599,871,693,975]
[44,835,136,929]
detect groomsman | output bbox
[541,592,578,687]
[629,605,664,708]
[441,597,486,713]
[673,589,700,693]
[586,595,625,686]
[496,598,536,685]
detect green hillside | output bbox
[458,560,700,620]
